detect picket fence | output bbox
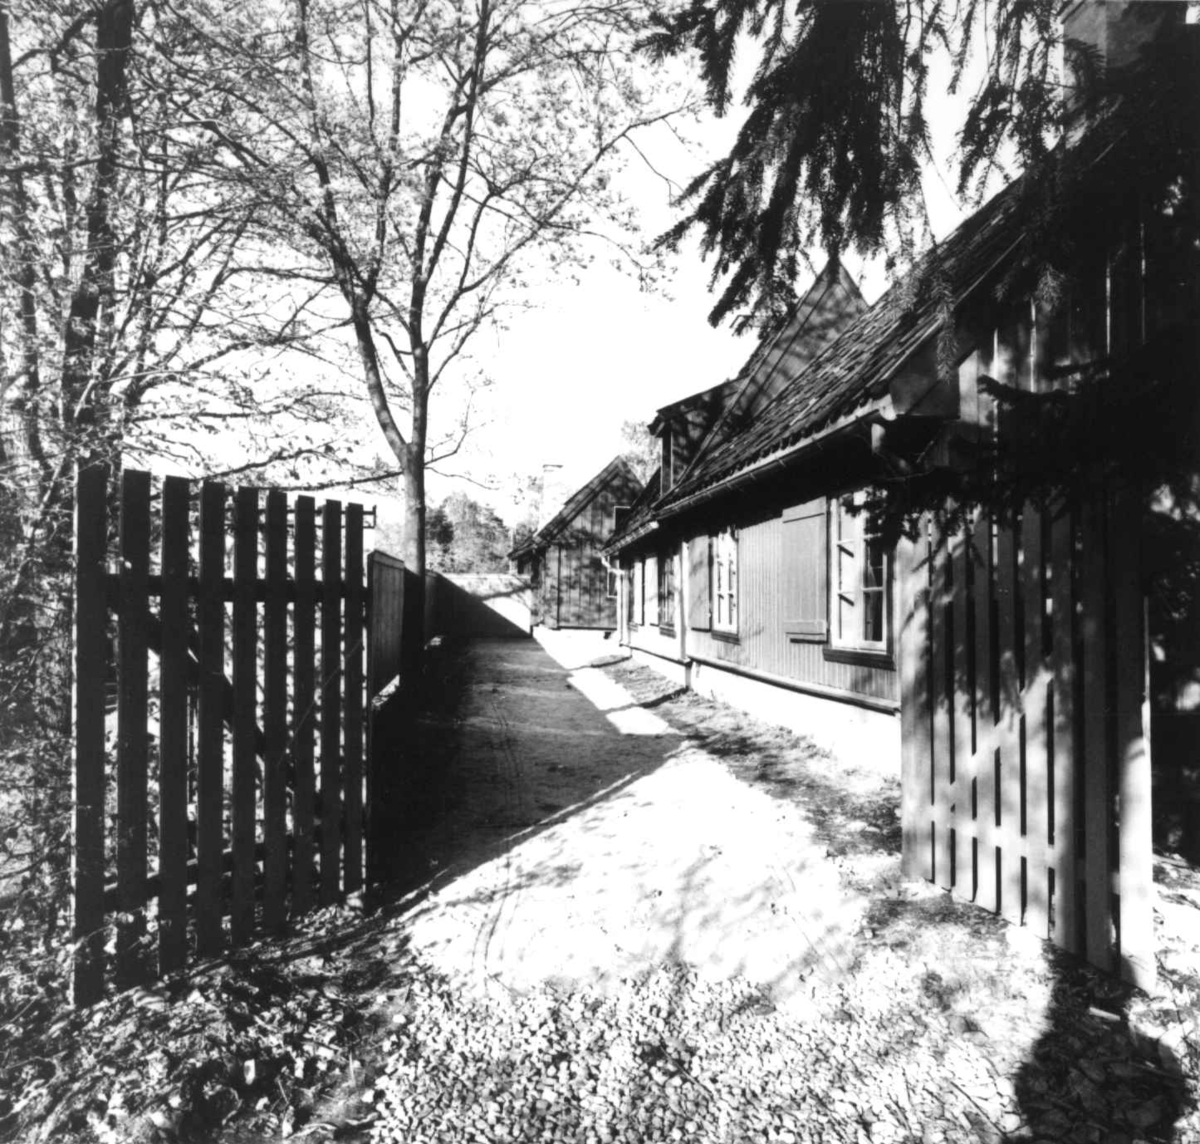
[898,487,1154,989]
[72,467,408,1005]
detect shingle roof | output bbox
[666,258,867,496]
[510,456,642,559]
[658,177,1026,511]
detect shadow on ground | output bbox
[373,635,686,914]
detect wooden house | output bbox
[510,457,642,630]
[607,1,1198,988]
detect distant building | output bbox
[510,457,643,630]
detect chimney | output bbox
[537,463,566,529]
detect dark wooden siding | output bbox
[545,467,641,629]
[686,511,898,703]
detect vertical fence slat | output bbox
[950,523,973,899]
[73,464,109,1005]
[263,490,288,931]
[344,505,364,895]
[320,501,343,905]
[231,487,258,945]
[196,481,226,956]
[1021,504,1050,938]
[1080,491,1114,972]
[116,469,151,988]
[292,497,317,916]
[898,525,931,880]
[995,518,1024,927]
[930,523,954,889]
[1110,486,1154,989]
[1049,503,1080,953]
[158,476,190,975]
[972,511,998,914]
[366,553,405,885]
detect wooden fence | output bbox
[72,467,408,1004]
[898,487,1154,989]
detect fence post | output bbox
[898,519,930,881]
[231,487,259,945]
[116,469,151,988]
[292,497,317,916]
[320,501,343,906]
[1049,501,1079,954]
[1021,503,1051,940]
[366,552,405,886]
[1111,485,1154,990]
[972,509,998,914]
[73,464,109,1006]
[1080,490,1114,972]
[196,481,226,956]
[157,476,190,975]
[344,506,365,895]
[262,490,289,932]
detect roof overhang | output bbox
[602,518,658,557]
[656,397,894,523]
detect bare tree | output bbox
[0,0,345,954]
[176,0,685,630]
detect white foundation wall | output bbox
[625,645,901,773]
[689,659,900,773]
[629,645,691,688]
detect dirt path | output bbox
[399,632,867,1004]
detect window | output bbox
[606,567,619,599]
[632,561,643,626]
[831,495,890,653]
[712,527,738,635]
[657,548,676,631]
[624,567,635,625]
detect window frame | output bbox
[657,545,676,634]
[828,493,892,660]
[711,526,739,637]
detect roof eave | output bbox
[603,518,659,556]
[657,398,894,521]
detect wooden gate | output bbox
[898,487,1154,989]
[72,466,405,1004]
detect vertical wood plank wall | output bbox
[684,512,898,704]
[71,468,393,1004]
[901,492,1154,989]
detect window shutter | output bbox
[782,498,828,640]
[687,535,711,631]
[645,554,658,625]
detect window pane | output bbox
[863,588,883,643]
[865,536,886,589]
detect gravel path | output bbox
[6,635,1193,1144]
[367,633,1198,1144]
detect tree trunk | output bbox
[60,0,134,445]
[401,364,428,654]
